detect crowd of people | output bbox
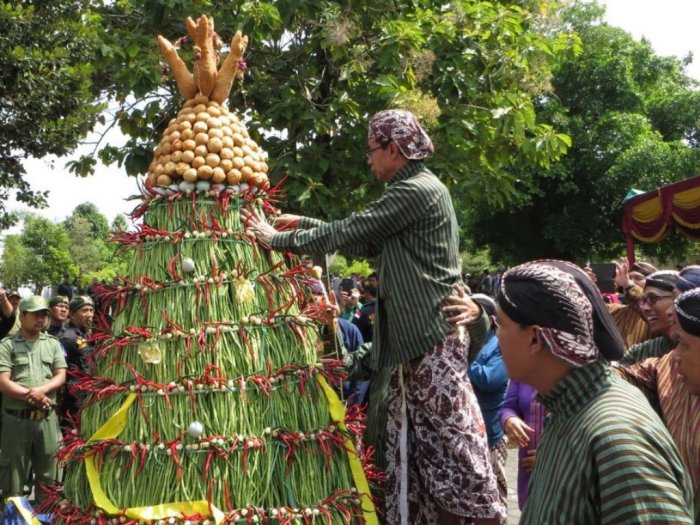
[0,108,697,524]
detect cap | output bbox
[48,295,70,308]
[19,296,49,313]
[8,290,21,299]
[69,295,95,313]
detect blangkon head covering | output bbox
[498,260,624,366]
[676,265,700,293]
[368,109,434,160]
[645,270,679,292]
[675,288,700,337]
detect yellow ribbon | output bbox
[316,376,379,525]
[85,393,225,524]
[5,497,41,525]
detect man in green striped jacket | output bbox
[244,109,504,524]
[496,261,692,524]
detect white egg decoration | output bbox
[187,421,204,439]
[181,257,196,273]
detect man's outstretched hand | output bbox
[241,207,278,244]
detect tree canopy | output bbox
[467,1,700,264]
[0,1,104,229]
[64,0,578,221]
[0,204,129,292]
[8,214,77,293]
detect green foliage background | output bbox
[0,204,129,292]
[467,1,700,265]
[0,1,104,229]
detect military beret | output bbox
[48,295,70,308]
[69,295,95,313]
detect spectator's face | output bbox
[495,306,539,382]
[71,306,94,331]
[628,271,646,288]
[638,286,677,336]
[367,276,378,288]
[20,311,49,336]
[674,329,700,395]
[50,303,69,324]
[8,296,20,310]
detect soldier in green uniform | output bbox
[0,296,67,504]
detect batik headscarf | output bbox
[645,270,680,292]
[675,288,700,337]
[676,266,700,293]
[499,260,625,367]
[368,109,434,160]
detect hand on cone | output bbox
[242,207,278,244]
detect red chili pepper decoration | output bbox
[238,325,256,367]
[223,479,233,511]
[167,253,184,281]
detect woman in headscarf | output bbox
[496,260,692,524]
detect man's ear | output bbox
[530,326,546,355]
[387,141,400,158]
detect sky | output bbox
[11,0,700,228]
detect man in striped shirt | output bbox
[618,288,700,523]
[618,270,680,366]
[496,261,692,524]
[674,288,700,520]
[244,109,503,523]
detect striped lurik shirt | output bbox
[608,285,653,349]
[618,335,673,367]
[521,360,693,524]
[271,161,461,368]
[618,354,700,501]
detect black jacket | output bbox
[58,322,91,374]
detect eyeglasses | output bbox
[365,143,388,159]
[639,294,674,306]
